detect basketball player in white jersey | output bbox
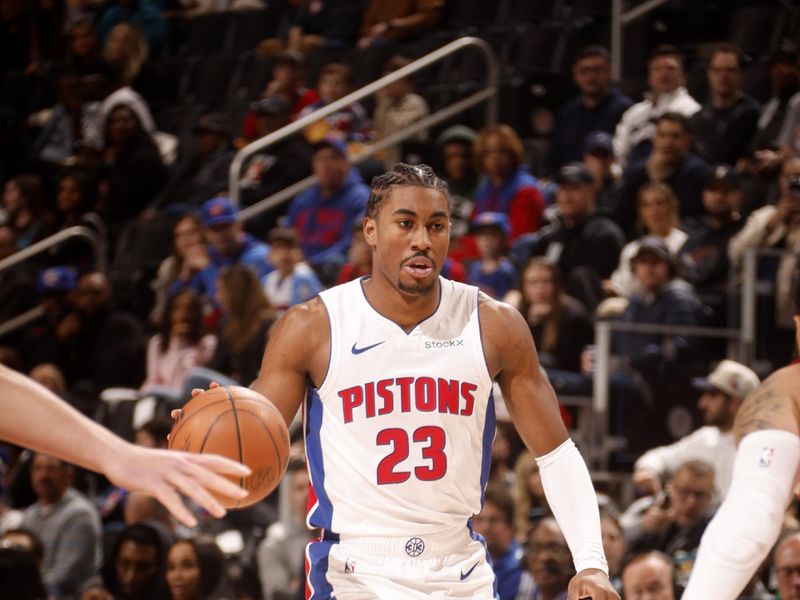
[683,286,800,598]
[0,363,251,528]
[244,164,617,599]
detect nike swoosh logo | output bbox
[460,562,479,581]
[351,341,385,355]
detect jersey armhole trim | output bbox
[474,290,494,387]
[315,296,337,396]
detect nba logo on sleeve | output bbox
[759,447,775,468]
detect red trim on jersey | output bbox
[792,358,800,365]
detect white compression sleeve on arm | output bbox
[535,438,608,574]
[683,429,800,600]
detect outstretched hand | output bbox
[568,569,620,600]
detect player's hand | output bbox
[169,381,222,430]
[568,568,620,600]
[632,469,661,497]
[102,443,251,528]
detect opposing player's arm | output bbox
[480,295,568,455]
[734,367,800,444]
[251,297,330,429]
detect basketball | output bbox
[168,386,290,509]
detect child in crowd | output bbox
[336,221,372,284]
[466,212,517,299]
[262,227,322,313]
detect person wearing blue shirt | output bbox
[467,212,517,299]
[186,196,271,304]
[261,227,322,313]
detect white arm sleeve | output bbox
[683,429,800,600]
[536,438,608,574]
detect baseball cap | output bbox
[202,196,237,227]
[704,164,741,191]
[37,266,77,294]
[555,162,595,186]
[313,136,348,156]
[436,125,478,147]
[192,113,230,138]
[631,236,671,262]
[471,211,511,236]
[583,131,614,155]
[692,359,760,399]
[250,95,292,117]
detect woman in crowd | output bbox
[2,174,57,250]
[140,290,216,400]
[103,22,155,100]
[511,451,549,543]
[605,182,687,298]
[166,538,229,600]
[473,124,544,241]
[49,170,104,269]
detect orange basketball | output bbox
[168,386,290,509]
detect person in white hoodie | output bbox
[632,359,760,497]
[614,44,701,168]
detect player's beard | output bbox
[398,279,436,296]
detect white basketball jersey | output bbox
[305,277,495,537]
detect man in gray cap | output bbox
[633,358,760,497]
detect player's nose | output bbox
[410,225,432,250]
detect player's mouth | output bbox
[402,256,434,278]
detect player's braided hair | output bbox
[366,163,450,218]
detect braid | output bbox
[367,163,450,218]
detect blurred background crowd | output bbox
[2,0,800,598]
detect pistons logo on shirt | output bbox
[759,447,775,468]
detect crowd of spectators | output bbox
[2,0,800,598]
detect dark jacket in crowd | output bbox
[208,318,272,386]
[689,94,761,165]
[530,300,594,373]
[151,144,235,211]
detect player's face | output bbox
[777,539,800,600]
[166,542,200,600]
[365,186,450,297]
[115,540,159,598]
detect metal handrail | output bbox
[0,226,107,274]
[611,0,670,81]
[229,36,498,211]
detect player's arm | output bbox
[250,297,330,429]
[684,370,800,599]
[0,364,251,528]
[480,297,618,600]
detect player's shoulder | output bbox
[764,363,800,394]
[272,296,329,345]
[478,291,529,342]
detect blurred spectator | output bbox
[435,125,478,239]
[257,457,315,600]
[96,104,167,236]
[511,451,549,542]
[357,0,443,49]
[624,460,715,586]
[615,112,711,237]
[689,43,760,165]
[613,237,705,376]
[633,359,758,498]
[582,131,621,217]
[729,155,800,332]
[262,227,321,312]
[678,164,744,320]
[49,171,104,270]
[0,225,36,325]
[488,421,516,491]
[544,46,632,175]
[335,221,371,284]
[775,532,800,600]
[471,486,523,600]
[97,523,169,600]
[29,363,68,396]
[21,453,102,599]
[56,271,147,395]
[599,508,626,593]
[473,125,544,241]
[778,76,800,159]
[530,162,625,311]
[256,2,361,60]
[509,258,592,375]
[18,266,77,372]
[286,137,368,280]
[201,264,275,386]
[620,551,675,600]
[373,55,430,168]
[123,492,173,533]
[63,18,101,73]
[133,416,172,448]
[614,45,701,168]
[239,96,313,219]
[1,174,57,250]
[165,538,229,600]
[97,0,166,58]
[189,197,270,304]
[103,22,153,98]
[466,212,516,299]
[30,69,86,164]
[140,290,216,399]
[0,547,49,600]
[517,517,572,600]
[149,113,235,215]
[299,63,371,145]
[150,214,209,326]
[605,182,687,298]
[0,527,45,565]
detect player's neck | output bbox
[362,275,441,332]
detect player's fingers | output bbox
[188,453,251,477]
[170,409,182,421]
[209,381,221,388]
[170,471,230,519]
[155,486,199,528]
[190,387,205,397]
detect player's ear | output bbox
[364,216,378,248]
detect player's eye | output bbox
[397,220,413,229]
[429,222,446,232]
